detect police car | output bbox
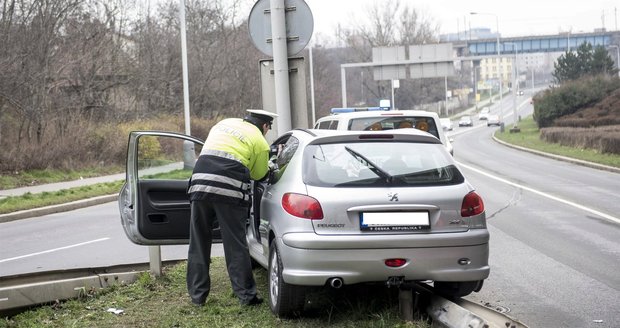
[314,108,453,155]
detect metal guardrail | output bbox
[429,296,528,328]
[0,261,181,315]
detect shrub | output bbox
[533,76,620,128]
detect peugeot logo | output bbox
[388,192,399,202]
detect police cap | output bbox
[246,109,278,123]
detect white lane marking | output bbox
[457,161,620,225]
[0,238,110,263]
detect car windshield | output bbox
[303,141,463,187]
[347,116,439,139]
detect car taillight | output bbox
[461,191,484,217]
[385,258,407,268]
[282,193,324,220]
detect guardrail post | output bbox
[149,246,162,276]
[399,288,414,321]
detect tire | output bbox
[268,242,306,317]
[434,280,484,299]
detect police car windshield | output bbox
[347,117,439,139]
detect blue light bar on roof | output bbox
[330,107,387,114]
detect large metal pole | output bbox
[609,45,620,77]
[341,67,347,107]
[444,76,448,116]
[270,0,291,133]
[309,46,316,124]
[155,0,193,275]
[391,80,395,110]
[495,15,503,122]
[473,65,479,110]
[180,0,191,136]
[505,42,519,128]
[512,46,518,128]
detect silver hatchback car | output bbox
[118,129,489,317]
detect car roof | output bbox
[290,128,442,145]
[316,109,439,121]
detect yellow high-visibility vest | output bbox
[201,118,270,181]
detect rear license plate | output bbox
[360,212,430,231]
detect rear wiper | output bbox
[344,146,393,182]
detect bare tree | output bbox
[331,0,440,109]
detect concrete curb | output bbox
[0,194,118,223]
[492,136,620,174]
[0,261,183,315]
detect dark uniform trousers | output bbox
[186,199,257,304]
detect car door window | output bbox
[135,135,203,240]
[136,136,201,180]
[270,136,299,184]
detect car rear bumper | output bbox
[276,231,490,286]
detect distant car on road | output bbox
[486,114,501,127]
[478,108,490,120]
[458,115,473,127]
[517,90,524,96]
[439,118,453,131]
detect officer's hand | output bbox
[269,145,279,157]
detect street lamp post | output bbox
[505,42,520,131]
[608,45,620,78]
[470,12,503,121]
[473,65,481,110]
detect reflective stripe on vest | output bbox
[202,149,242,164]
[187,184,249,202]
[191,173,250,191]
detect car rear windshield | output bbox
[347,116,440,139]
[303,141,464,187]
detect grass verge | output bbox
[494,116,620,168]
[1,258,428,328]
[0,166,123,190]
[0,182,124,215]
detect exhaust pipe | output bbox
[328,277,343,289]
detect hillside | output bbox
[553,87,620,127]
[540,86,620,155]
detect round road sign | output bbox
[248,0,314,57]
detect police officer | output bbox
[187,109,278,306]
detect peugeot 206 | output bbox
[118,128,489,317]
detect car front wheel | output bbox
[268,242,306,317]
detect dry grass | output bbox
[540,125,620,154]
[0,115,217,173]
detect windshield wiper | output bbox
[344,146,394,182]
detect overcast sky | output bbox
[304,0,619,38]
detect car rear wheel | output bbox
[434,280,484,299]
[268,242,306,317]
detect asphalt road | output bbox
[2,93,619,327]
[449,107,620,327]
[0,202,224,277]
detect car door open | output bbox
[118,131,221,245]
